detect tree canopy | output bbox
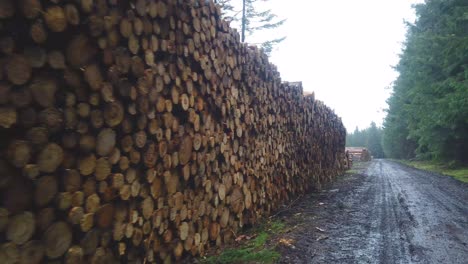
[383,0,468,164]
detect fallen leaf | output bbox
[279,238,295,248]
[235,234,253,242]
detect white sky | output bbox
[240,0,423,131]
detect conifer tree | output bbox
[217,0,286,55]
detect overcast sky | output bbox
[245,0,423,131]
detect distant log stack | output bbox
[0,0,346,262]
[346,147,371,162]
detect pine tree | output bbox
[242,0,286,55]
[217,0,286,56]
[216,0,238,22]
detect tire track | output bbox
[277,159,468,264]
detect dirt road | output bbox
[276,160,468,264]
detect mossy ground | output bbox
[200,220,286,264]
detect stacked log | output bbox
[0,0,346,262]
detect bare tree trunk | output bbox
[242,0,246,42]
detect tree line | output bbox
[346,122,385,159]
[383,0,468,164]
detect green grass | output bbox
[345,169,359,174]
[201,220,285,264]
[401,160,468,183]
[269,221,285,234]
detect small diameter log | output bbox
[0,208,8,232]
[84,64,103,91]
[36,207,55,233]
[20,0,42,19]
[63,169,81,193]
[104,102,124,127]
[85,194,100,214]
[179,222,189,241]
[141,197,154,220]
[95,157,111,181]
[65,245,84,264]
[79,154,96,176]
[179,136,193,165]
[96,128,116,156]
[64,4,80,26]
[0,107,17,128]
[44,6,67,32]
[91,110,104,129]
[30,21,48,44]
[37,143,63,173]
[35,175,58,207]
[68,207,84,225]
[80,213,94,232]
[7,140,31,168]
[0,0,14,19]
[47,50,66,69]
[24,46,47,68]
[95,204,114,229]
[6,55,32,85]
[66,34,96,68]
[0,242,19,264]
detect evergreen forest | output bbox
[382,0,467,164]
[346,122,385,159]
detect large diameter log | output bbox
[6,212,35,245]
[20,240,44,264]
[43,221,72,259]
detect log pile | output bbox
[0,0,346,262]
[346,147,371,162]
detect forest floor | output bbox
[201,160,468,263]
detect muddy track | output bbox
[275,160,468,264]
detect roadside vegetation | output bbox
[201,220,286,263]
[400,160,468,183]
